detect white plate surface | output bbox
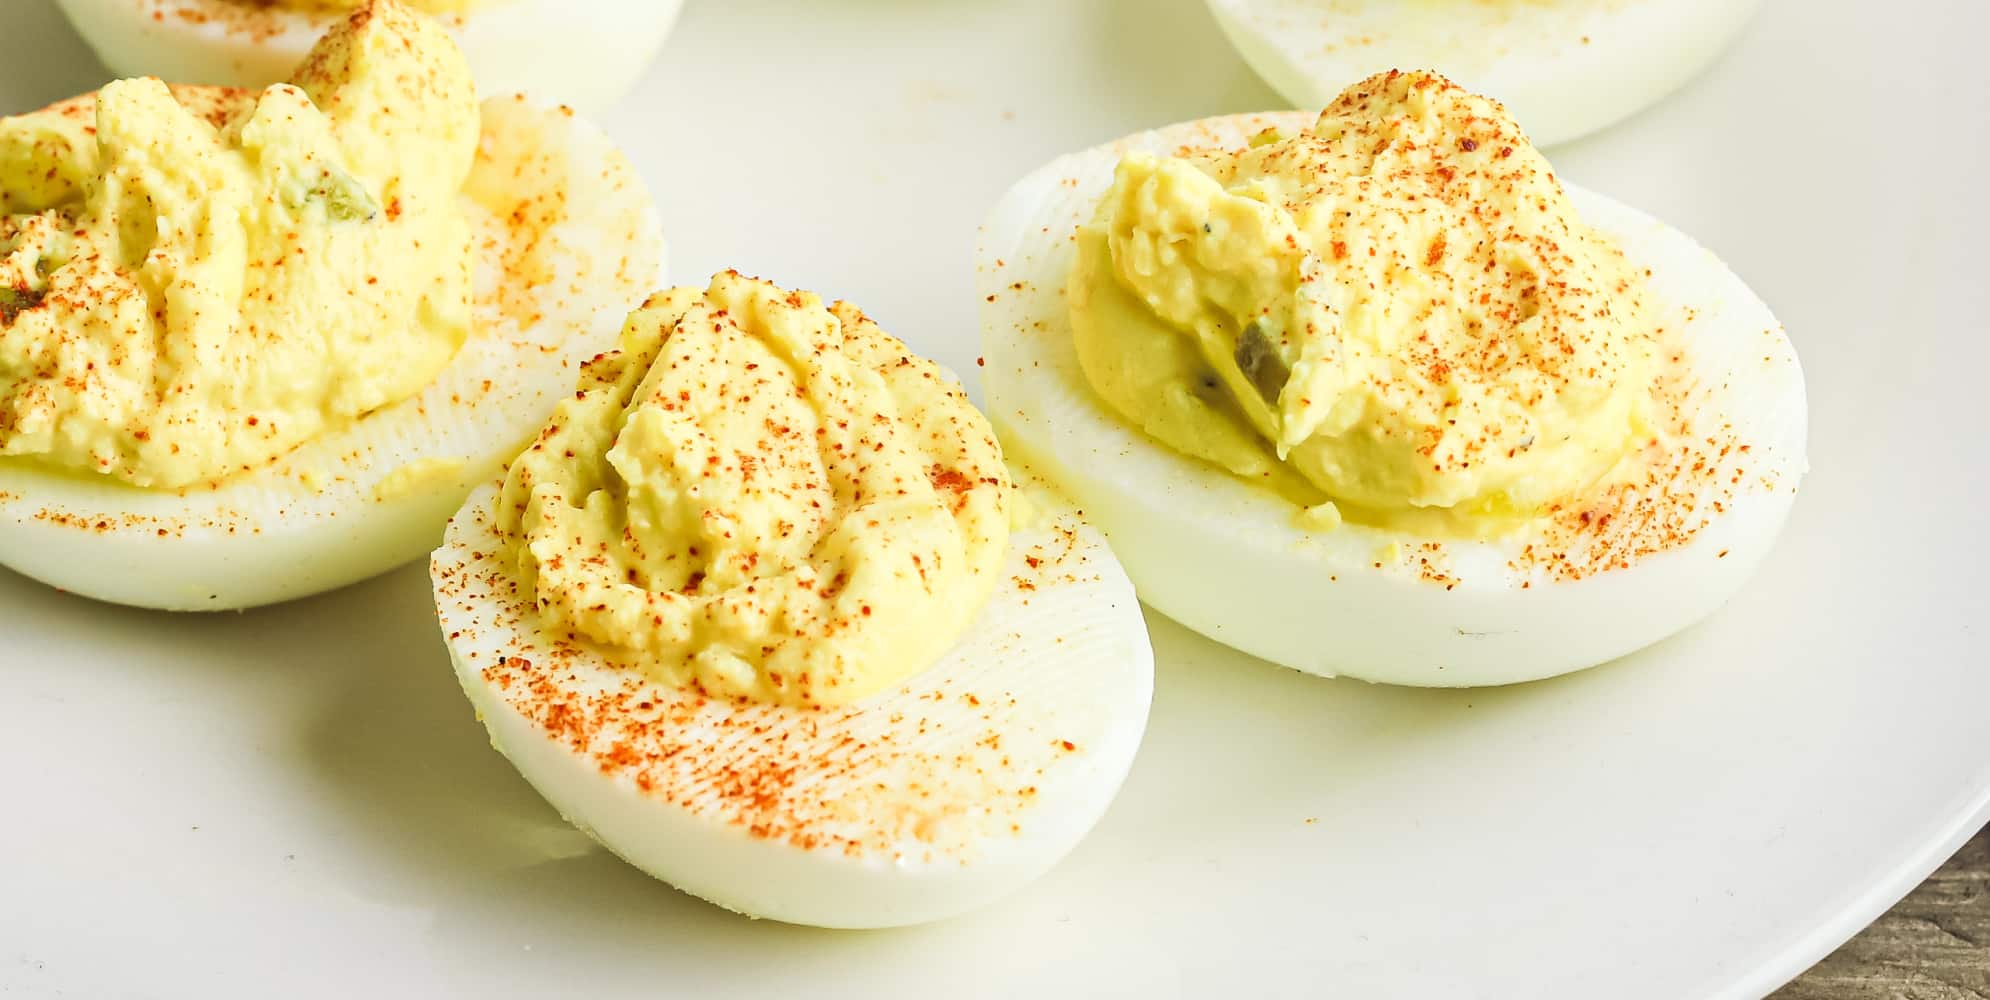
[2,0,1985,997]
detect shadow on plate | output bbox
[1107,603,1672,852]
[287,564,614,902]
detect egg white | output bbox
[431,478,1154,929]
[977,111,1807,687]
[54,0,682,114]
[0,96,664,611]
[1205,0,1763,147]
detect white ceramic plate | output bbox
[3,0,1984,996]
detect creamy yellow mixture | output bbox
[0,1,476,488]
[267,0,491,14]
[1071,70,1657,533]
[500,272,1011,709]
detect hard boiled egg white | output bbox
[1205,0,1764,146]
[0,95,664,610]
[978,111,1807,687]
[431,477,1154,928]
[54,0,681,115]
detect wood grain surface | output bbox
[1775,825,1988,998]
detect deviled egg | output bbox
[54,0,680,114]
[1206,0,1765,146]
[432,272,1154,928]
[0,1,662,610]
[978,71,1806,686]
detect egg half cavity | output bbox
[431,279,1154,927]
[0,94,664,610]
[978,110,1806,686]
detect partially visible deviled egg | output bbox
[0,1,662,610]
[1206,0,1765,146]
[978,71,1806,687]
[54,0,680,115]
[432,272,1154,928]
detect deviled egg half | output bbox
[55,0,680,115]
[0,1,662,610]
[432,272,1154,928]
[979,71,1806,687]
[1206,0,1765,146]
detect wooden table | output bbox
[1775,825,1988,997]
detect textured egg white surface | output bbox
[432,483,1152,929]
[52,0,682,114]
[977,110,1806,686]
[1205,0,1764,147]
[2,1,1987,998]
[0,97,664,609]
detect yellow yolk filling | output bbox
[0,1,477,489]
[267,0,493,15]
[499,272,1012,709]
[1070,70,1658,534]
